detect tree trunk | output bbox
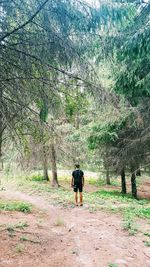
[121,168,126,194]
[50,143,59,187]
[104,146,111,185]
[0,134,3,171]
[104,157,110,184]
[0,124,2,170]
[106,168,110,185]
[131,165,137,199]
[0,90,3,171]
[43,144,49,181]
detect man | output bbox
[71,163,84,206]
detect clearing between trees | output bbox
[0,172,150,267]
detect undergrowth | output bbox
[0,200,32,213]
[1,172,150,220]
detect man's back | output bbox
[72,169,84,185]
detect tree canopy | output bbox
[0,0,149,195]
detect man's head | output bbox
[75,163,80,169]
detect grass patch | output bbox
[20,235,30,241]
[144,241,150,247]
[124,207,150,219]
[123,219,138,235]
[110,180,120,187]
[89,178,105,186]
[135,207,150,219]
[88,177,120,187]
[20,236,29,242]
[20,236,40,244]
[109,264,118,267]
[55,217,66,226]
[92,189,149,206]
[144,232,150,237]
[0,221,29,237]
[0,200,32,213]
[93,190,133,201]
[6,225,15,233]
[15,222,29,229]
[15,244,24,253]
[3,222,29,233]
[26,174,45,182]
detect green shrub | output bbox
[15,222,29,229]
[0,200,32,213]
[26,174,45,182]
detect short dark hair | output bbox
[75,163,80,169]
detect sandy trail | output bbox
[0,189,150,267]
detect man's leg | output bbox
[74,192,78,206]
[79,184,83,206]
[79,192,83,206]
[74,185,78,206]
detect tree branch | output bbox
[0,0,50,42]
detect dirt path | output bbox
[0,189,150,267]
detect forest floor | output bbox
[0,171,150,267]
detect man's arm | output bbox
[71,176,74,187]
[82,175,84,187]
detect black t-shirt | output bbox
[72,169,84,185]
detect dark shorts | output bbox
[74,184,83,193]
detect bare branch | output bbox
[0,0,50,42]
